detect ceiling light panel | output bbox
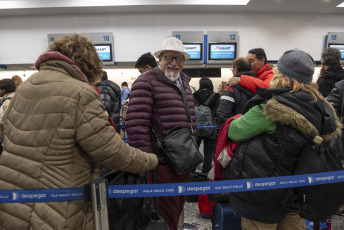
[0,0,250,9]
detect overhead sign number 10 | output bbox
[103,36,110,41]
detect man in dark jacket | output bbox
[125,37,196,230]
[317,47,344,97]
[216,57,257,130]
[96,71,121,133]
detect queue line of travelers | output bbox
[0,34,344,230]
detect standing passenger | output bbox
[11,75,23,89]
[216,57,257,129]
[120,81,131,108]
[0,79,15,123]
[125,37,196,230]
[0,79,15,156]
[96,70,121,133]
[0,34,158,230]
[227,48,274,93]
[226,49,342,230]
[193,77,220,173]
[317,47,344,97]
[135,52,157,74]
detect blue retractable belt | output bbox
[1,170,344,203]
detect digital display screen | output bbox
[328,44,344,60]
[183,43,202,60]
[94,44,112,61]
[208,43,236,60]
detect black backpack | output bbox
[195,93,216,138]
[293,135,344,221]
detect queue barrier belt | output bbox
[1,170,344,203]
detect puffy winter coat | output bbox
[216,71,256,130]
[317,64,344,97]
[96,80,121,132]
[226,88,342,223]
[0,55,157,230]
[0,92,15,123]
[125,67,196,164]
[240,64,274,93]
[327,79,344,121]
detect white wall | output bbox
[1,12,344,64]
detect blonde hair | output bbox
[218,81,228,94]
[271,68,324,102]
[48,34,103,85]
[12,75,23,88]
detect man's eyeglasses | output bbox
[163,56,185,64]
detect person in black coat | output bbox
[193,77,220,173]
[316,47,344,97]
[326,79,344,123]
[216,57,257,132]
[96,71,121,133]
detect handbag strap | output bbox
[177,78,194,133]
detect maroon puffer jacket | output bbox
[126,67,197,163]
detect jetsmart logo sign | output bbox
[214,45,232,50]
[184,44,201,52]
[185,46,196,50]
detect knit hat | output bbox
[154,37,190,60]
[277,49,314,84]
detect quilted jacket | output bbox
[125,67,197,164]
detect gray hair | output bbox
[322,47,341,66]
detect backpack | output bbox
[195,93,216,138]
[293,136,344,221]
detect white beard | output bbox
[164,65,180,82]
[164,70,180,82]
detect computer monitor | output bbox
[328,44,344,60]
[208,43,236,60]
[94,44,113,61]
[183,43,203,60]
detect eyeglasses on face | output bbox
[163,55,185,64]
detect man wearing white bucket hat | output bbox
[125,37,196,230]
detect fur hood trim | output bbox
[264,98,342,142]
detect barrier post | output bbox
[90,178,110,230]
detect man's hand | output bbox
[227,77,241,87]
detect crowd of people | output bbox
[0,33,344,230]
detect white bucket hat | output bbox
[154,37,190,60]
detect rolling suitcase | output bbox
[211,202,241,230]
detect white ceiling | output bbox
[0,0,343,16]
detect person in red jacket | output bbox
[227,48,274,93]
